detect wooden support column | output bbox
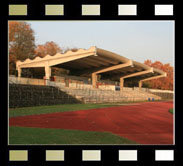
[139,81,142,90]
[120,68,153,91]
[120,78,124,90]
[92,73,97,88]
[92,60,132,89]
[17,67,22,77]
[44,64,51,80]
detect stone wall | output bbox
[9,84,81,108]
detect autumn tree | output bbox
[144,60,173,90]
[9,21,36,75]
[35,44,79,77]
[63,47,78,53]
[34,42,68,78]
[35,41,62,57]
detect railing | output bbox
[9,76,45,85]
[149,89,174,93]
[83,96,155,104]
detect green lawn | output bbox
[9,126,137,145]
[9,103,120,117]
[169,108,173,114]
[9,100,162,118]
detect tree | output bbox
[35,41,62,57]
[34,42,67,78]
[9,21,36,75]
[63,47,78,53]
[35,44,79,77]
[144,60,173,90]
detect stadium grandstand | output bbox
[9,46,170,106]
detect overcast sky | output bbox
[28,21,174,66]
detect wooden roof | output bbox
[16,46,166,80]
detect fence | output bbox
[83,96,155,104]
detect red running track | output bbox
[10,101,173,144]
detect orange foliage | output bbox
[9,21,35,75]
[35,41,62,57]
[144,60,173,90]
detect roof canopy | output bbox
[16,46,166,83]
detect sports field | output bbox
[9,101,173,145]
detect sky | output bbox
[28,21,174,66]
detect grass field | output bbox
[9,100,162,117]
[169,108,173,114]
[9,103,138,144]
[9,103,122,117]
[9,126,136,144]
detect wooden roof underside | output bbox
[16,46,166,80]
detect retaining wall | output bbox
[9,84,80,108]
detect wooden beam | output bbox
[94,60,133,74]
[138,73,166,90]
[16,47,96,68]
[121,68,153,79]
[17,61,46,68]
[140,73,167,82]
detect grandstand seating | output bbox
[57,83,161,103]
[9,76,162,107]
